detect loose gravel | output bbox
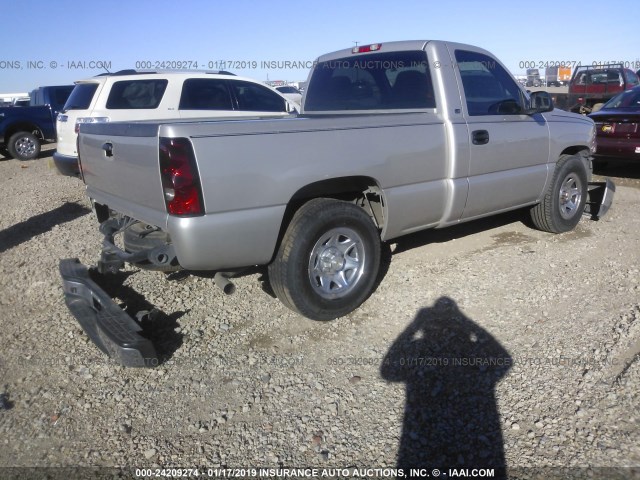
[0,147,638,478]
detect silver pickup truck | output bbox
[61,40,615,367]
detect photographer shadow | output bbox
[380,297,511,477]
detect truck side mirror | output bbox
[525,91,554,115]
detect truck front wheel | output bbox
[269,198,381,321]
[530,154,588,233]
[7,132,40,160]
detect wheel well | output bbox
[271,176,385,261]
[558,147,592,181]
[4,123,43,143]
[560,146,589,157]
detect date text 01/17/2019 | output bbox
[518,60,640,69]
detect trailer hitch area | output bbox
[585,178,616,220]
[96,217,177,274]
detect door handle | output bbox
[102,142,113,157]
[472,130,489,145]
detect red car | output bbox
[589,85,640,159]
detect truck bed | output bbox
[79,113,453,269]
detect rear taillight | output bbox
[159,137,204,216]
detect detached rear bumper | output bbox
[59,258,157,367]
[586,179,616,220]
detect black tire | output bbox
[269,198,381,321]
[530,154,588,233]
[7,132,40,160]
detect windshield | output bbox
[63,83,99,110]
[602,88,640,109]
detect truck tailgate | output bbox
[78,122,167,223]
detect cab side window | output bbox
[455,50,524,116]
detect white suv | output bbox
[54,70,297,176]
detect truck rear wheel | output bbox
[268,198,381,321]
[7,132,40,161]
[530,154,588,233]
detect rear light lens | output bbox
[75,116,109,134]
[159,137,204,216]
[352,43,382,54]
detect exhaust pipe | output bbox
[214,272,236,295]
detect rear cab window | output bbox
[106,79,168,109]
[63,83,100,110]
[304,51,436,111]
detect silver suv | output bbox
[53,70,296,176]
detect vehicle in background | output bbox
[0,85,74,160]
[11,97,31,107]
[526,68,542,87]
[545,66,572,87]
[54,70,298,177]
[588,85,640,160]
[0,92,29,107]
[274,85,303,106]
[554,64,640,114]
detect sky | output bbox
[1,0,639,93]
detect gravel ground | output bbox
[0,146,638,479]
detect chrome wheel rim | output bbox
[15,136,36,157]
[558,173,583,220]
[308,227,366,300]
